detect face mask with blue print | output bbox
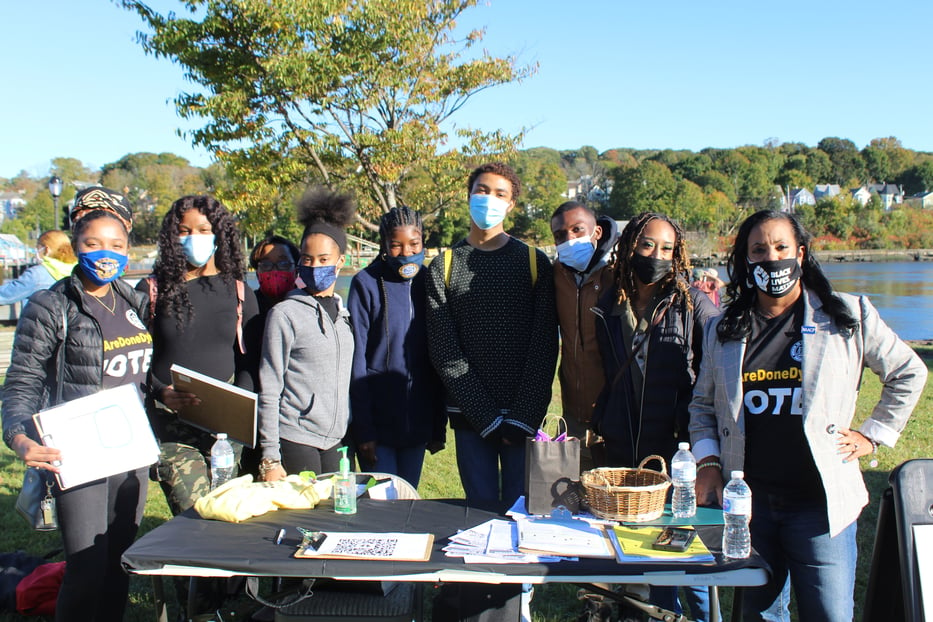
[384,251,425,279]
[468,194,510,230]
[556,236,597,272]
[179,233,216,268]
[296,264,338,293]
[78,250,128,286]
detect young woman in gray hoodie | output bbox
[257,188,356,480]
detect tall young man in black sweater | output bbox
[425,162,558,505]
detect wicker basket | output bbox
[580,455,671,522]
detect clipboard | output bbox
[32,384,160,490]
[294,532,434,562]
[516,507,615,558]
[170,364,257,447]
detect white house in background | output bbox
[905,191,933,210]
[564,178,586,201]
[813,184,841,200]
[849,183,905,209]
[787,188,815,211]
[0,191,27,222]
[850,186,873,206]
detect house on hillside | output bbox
[850,183,904,209]
[813,184,841,201]
[0,191,27,222]
[787,188,815,212]
[905,191,933,210]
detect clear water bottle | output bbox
[722,470,752,559]
[671,442,697,518]
[210,433,235,491]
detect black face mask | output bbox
[747,257,802,298]
[631,253,673,285]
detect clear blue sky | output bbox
[3,0,932,180]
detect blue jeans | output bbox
[357,444,427,488]
[650,585,717,622]
[454,429,526,505]
[744,493,857,622]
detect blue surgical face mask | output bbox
[78,249,128,286]
[384,251,425,279]
[556,235,597,272]
[468,193,510,230]
[179,233,216,268]
[296,264,338,293]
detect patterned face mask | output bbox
[257,270,295,299]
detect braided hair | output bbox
[153,195,244,327]
[376,206,425,368]
[717,210,858,342]
[378,206,423,256]
[608,212,693,309]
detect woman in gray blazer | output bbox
[689,209,926,622]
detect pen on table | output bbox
[275,528,286,545]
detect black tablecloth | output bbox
[122,499,766,583]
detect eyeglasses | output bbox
[256,260,296,271]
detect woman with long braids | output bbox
[257,188,356,481]
[138,195,261,515]
[347,206,446,488]
[592,211,719,621]
[689,210,926,621]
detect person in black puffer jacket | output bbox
[591,212,718,622]
[2,190,153,622]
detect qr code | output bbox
[331,537,399,557]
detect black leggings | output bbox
[280,438,340,475]
[55,467,148,622]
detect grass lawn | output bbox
[0,345,929,621]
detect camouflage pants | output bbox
[153,442,213,516]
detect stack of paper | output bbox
[443,519,562,564]
[608,526,715,564]
[517,517,615,558]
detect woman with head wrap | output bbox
[2,192,152,621]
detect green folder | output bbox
[621,504,723,526]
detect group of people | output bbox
[0,161,927,622]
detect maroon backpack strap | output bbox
[235,280,245,354]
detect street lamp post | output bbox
[48,176,63,230]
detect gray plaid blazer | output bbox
[689,287,927,536]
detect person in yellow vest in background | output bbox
[550,201,619,470]
[0,230,77,307]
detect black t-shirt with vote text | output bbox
[83,288,152,402]
[742,298,825,502]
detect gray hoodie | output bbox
[258,290,353,460]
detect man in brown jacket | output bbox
[550,201,619,470]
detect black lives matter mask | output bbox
[747,257,801,297]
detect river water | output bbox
[820,261,933,341]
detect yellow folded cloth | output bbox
[194,474,333,523]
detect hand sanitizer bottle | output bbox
[334,446,357,515]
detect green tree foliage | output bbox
[606,160,676,219]
[898,160,933,195]
[119,0,534,232]
[817,137,866,185]
[510,151,566,243]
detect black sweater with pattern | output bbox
[425,237,558,442]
